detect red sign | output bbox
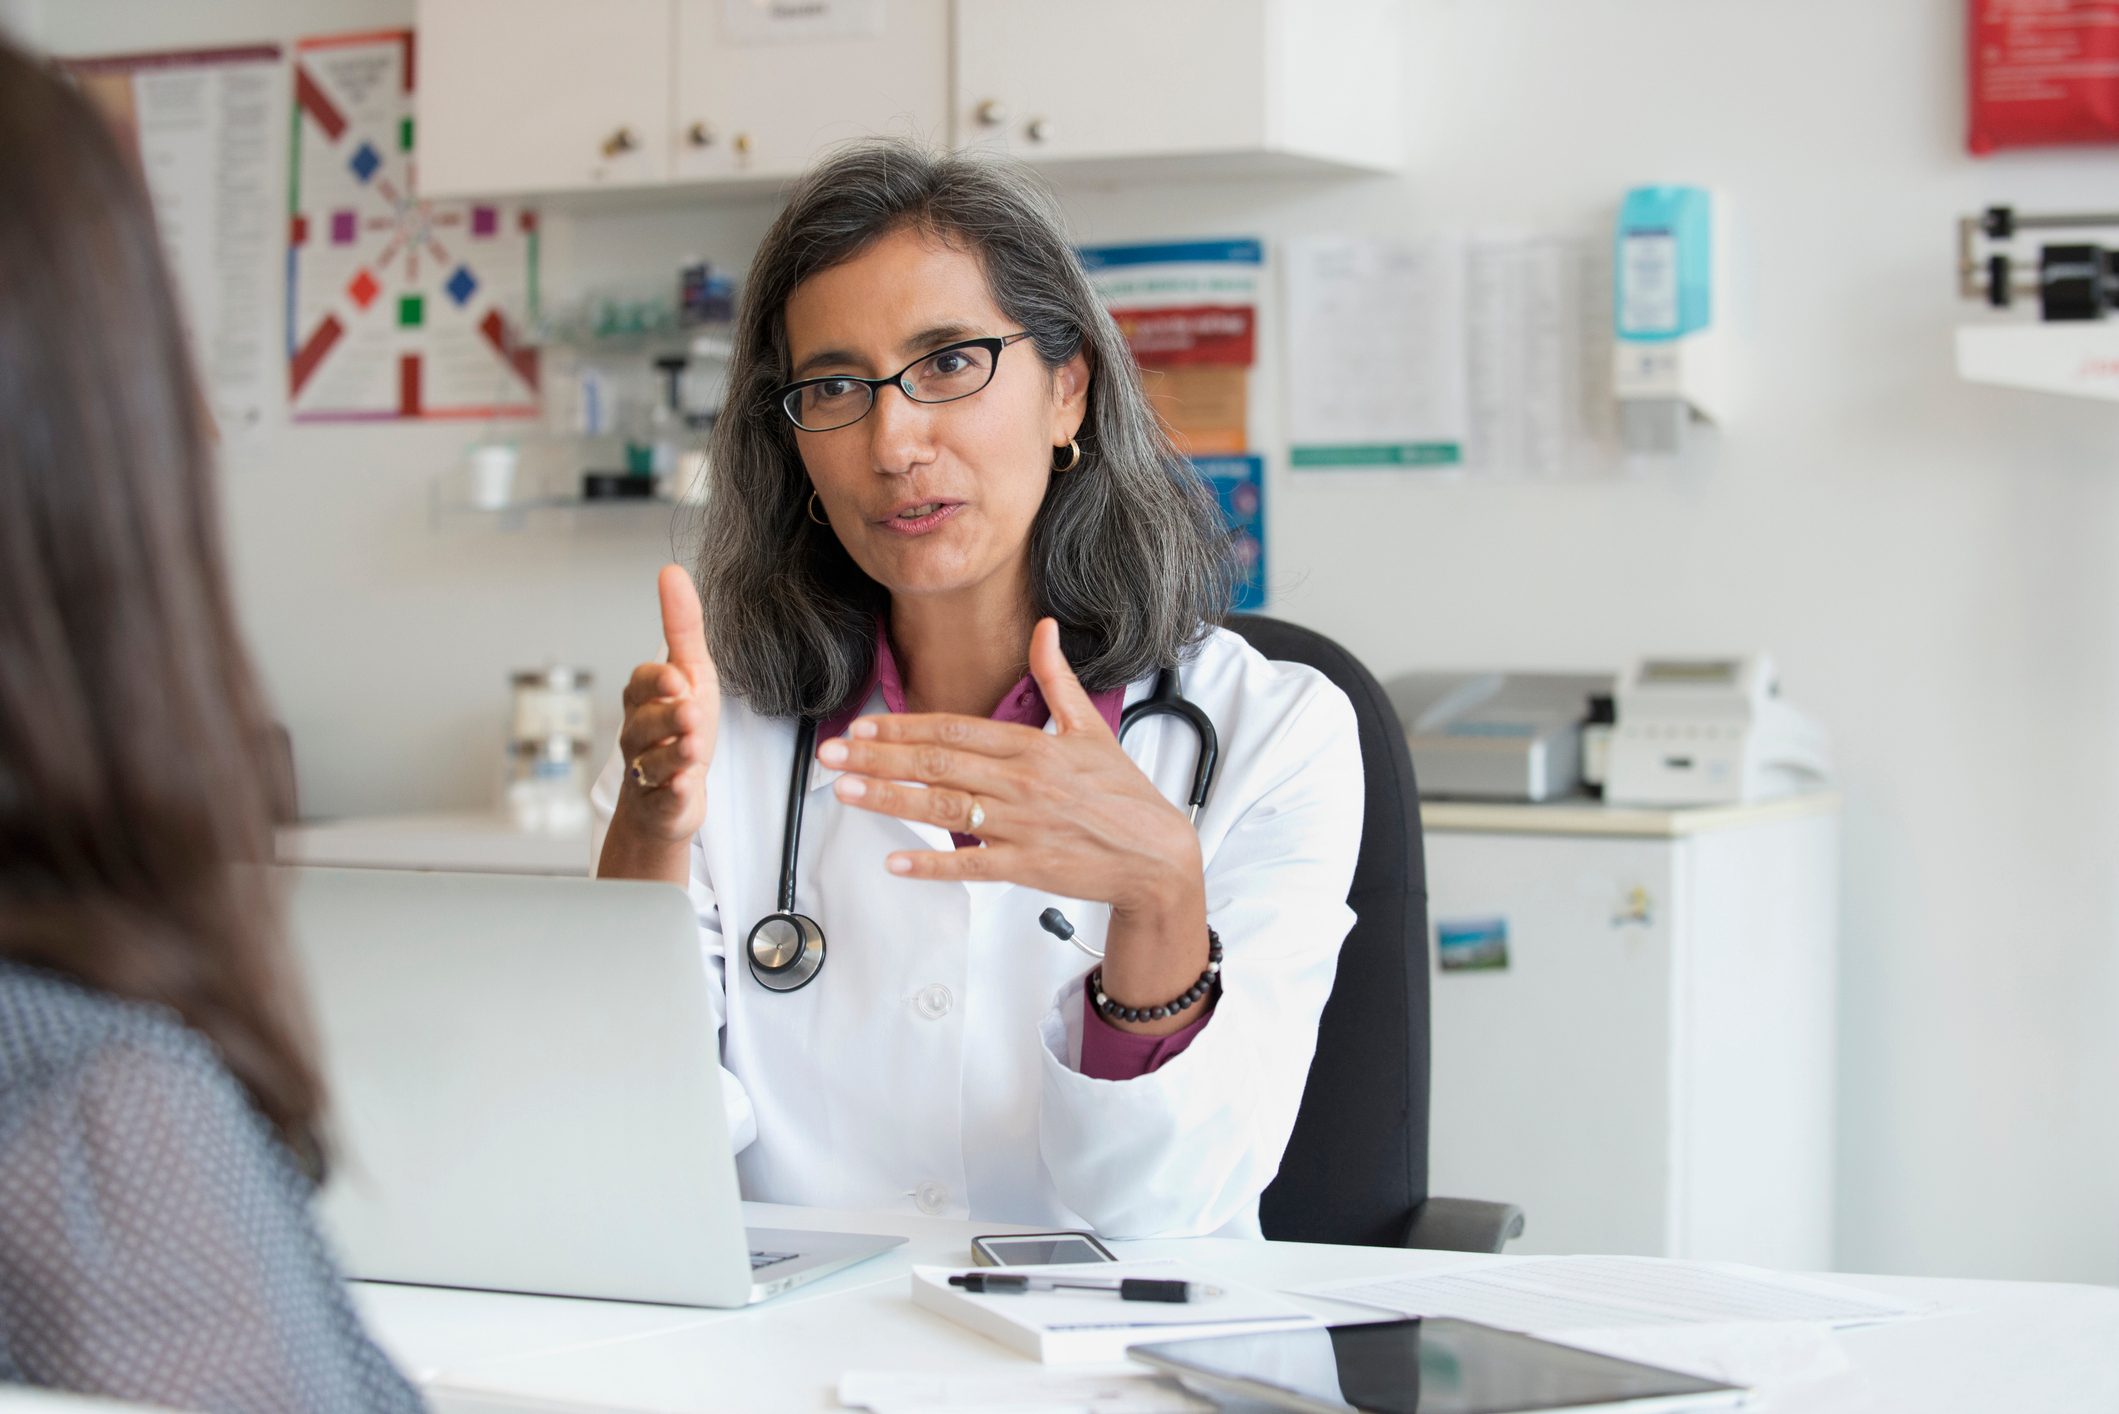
[1969,0,2119,154]
[1110,306,1256,367]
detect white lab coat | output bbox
[589,624,1362,1239]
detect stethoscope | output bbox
[745,666,1220,993]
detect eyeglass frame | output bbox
[772,331,1036,432]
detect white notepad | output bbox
[909,1260,1322,1365]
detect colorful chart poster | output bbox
[288,29,540,421]
[1195,455,1267,612]
[1080,239,1262,457]
[64,45,283,441]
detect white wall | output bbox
[27,0,2119,1285]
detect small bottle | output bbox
[1581,693,1617,800]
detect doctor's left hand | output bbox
[816,619,1211,1028]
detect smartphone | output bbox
[969,1230,1118,1267]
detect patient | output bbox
[0,39,422,1412]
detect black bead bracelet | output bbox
[1090,929,1222,1024]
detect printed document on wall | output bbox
[1466,234,1612,479]
[288,29,541,422]
[64,46,284,441]
[1079,239,1262,457]
[1285,237,1468,469]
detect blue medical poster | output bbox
[1194,455,1266,612]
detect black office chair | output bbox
[1233,614,1525,1253]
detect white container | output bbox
[467,442,519,508]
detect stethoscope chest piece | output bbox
[749,715,829,992]
[748,910,825,992]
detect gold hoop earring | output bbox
[808,492,828,526]
[1054,439,1082,472]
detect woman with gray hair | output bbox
[592,140,1361,1239]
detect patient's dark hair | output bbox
[0,39,322,1167]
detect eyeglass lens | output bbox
[783,341,1000,431]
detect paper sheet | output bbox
[838,1368,1209,1413]
[1465,234,1612,479]
[1284,236,1467,469]
[1554,1321,1854,1392]
[65,46,284,441]
[1304,1256,1932,1334]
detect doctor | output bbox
[593,140,1361,1239]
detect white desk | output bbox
[354,1203,2119,1413]
[277,811,590,876]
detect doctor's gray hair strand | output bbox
[689,139,1235,719]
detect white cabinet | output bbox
[418,0,672,198]
[416,0,1403,198]
[953,0,1401,175]
[1421,795,1841,1269]
[670,0,949,184]
[955,0,1273,165]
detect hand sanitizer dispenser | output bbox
[1614,186,1726,456]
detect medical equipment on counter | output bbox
[1614,185,1728,456]
[505,666,594,830]
[1604,654,1831,807]
[1954,204,2119,401]
[1386,672,1614,803]
[746,666,1219,992]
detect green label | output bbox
[1290,443,1462,468]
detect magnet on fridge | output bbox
[1437,917,1509,972]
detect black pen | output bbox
[948,1273,1220,1303]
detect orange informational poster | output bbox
[1141,365,1249,456]
[1079,238,1261,455]
[1079,241,1267,607]
[1969,0,2119,154]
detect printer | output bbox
[1386,672,1614,802]
[1603,654,1831,806]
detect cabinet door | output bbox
[672,0,949,183]
[1423,832,1682,1258]
[417,0,672,198]
[952,0,1268,163]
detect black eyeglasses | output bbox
[775,332,1034,432]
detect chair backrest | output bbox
[1230,614,1432,1246]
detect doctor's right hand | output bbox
[611,563,720,845]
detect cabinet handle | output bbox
[975,98,1007,128]
[687,121,716,148]
[734,132,753,159]
[602,125,638,158]
[1025,116,1051,145]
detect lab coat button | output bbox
[915,1181,950,1215]
[915,983,954,1019]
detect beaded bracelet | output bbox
[1089,929,1223,1024]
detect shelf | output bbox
[449,493,678,513]
[1956,322,2119,402]
[1421,790,1841,839]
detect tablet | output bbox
[1128,1318,1748,1414]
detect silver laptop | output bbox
[279,865,903,1307]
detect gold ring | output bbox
[630,756,654,789]
[965,798,986,834]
